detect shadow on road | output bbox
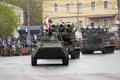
[81,52,114,55]
[35,63,66,66]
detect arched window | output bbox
[66,3,70,12]
[54,3,58,12]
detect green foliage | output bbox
[2,0,43,25]
[30,0,43,25]
[0,3,18,36]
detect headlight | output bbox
[100,26,103,29]
[88,26,92,29]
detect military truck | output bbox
[81,26,115,54]
[58,22,81,58]
[31,24,69,66]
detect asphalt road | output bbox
[0,50,120,80]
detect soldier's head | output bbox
[42,30,48,36]
[66,22,72,31]
[59,23,65,31]
[50,23,56,31]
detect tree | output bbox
[0,3,18,36]
[2,0,43,25]
[30,0,43,25]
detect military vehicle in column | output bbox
[118,27,120,49]
[58,21,81,59]
[31,23,69,66]
[81,26,115,54]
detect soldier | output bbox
[114,31,119,49]
[14,44,21,56]
[58,23,64,32]
[66,21,72,32]
[37,31,43,41]
[6,42,11,56]
[56,29,63,41]
[1,40,7,56]
[40,30,50,42]
[75,30,83,41]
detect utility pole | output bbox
[77,0,79,23]
[27,0,30,44]
[117,0,120,21]
[117,0,120,30]
[77,0,79,30]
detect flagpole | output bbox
[77,0,79,30]
[27,0,30,44]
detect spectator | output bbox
[114,32,119,49]
[21,46,28,55]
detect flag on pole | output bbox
[43,16,53,30]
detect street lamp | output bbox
[77,0,79,23]
[27,0,30,44]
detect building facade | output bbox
[8,4,24,26]
[42,0,118,30]
[1,2,24,26]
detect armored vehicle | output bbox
[31,24,69,66]
[81,26,115,54]
[117,27,120,49]
[58,22,81,59]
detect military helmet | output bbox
[50,23,57,31]
[66,22,72,31]
[59,22,65,27]
[58,22,65,31]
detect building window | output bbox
[66,3,70,12]
[104,18,108,26]
[78,3,82,12]
[54,3,58,12]
[90,20,95,27]
[90,22,94,27]
[104,1,108,9]
[91,2,95,10]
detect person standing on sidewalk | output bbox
[114,31,119,50]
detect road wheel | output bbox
[31,56,37,66]
[102,46,115,54]
[88,50,94,54]
[62,55,69,65]
[102,50,106,54]
[75,51,80,58]
[75,49,80,58]
[71,51,75,59]
[71,49,80,59]
[71,51,77,59]
[81,50,87,54]
[107,46,114,53]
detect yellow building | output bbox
[42,0,118,29]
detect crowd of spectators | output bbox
[0,36,32,57]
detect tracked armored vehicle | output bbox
[81,26,115,54]
[58,22,81,59]
[31,24,69,66]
